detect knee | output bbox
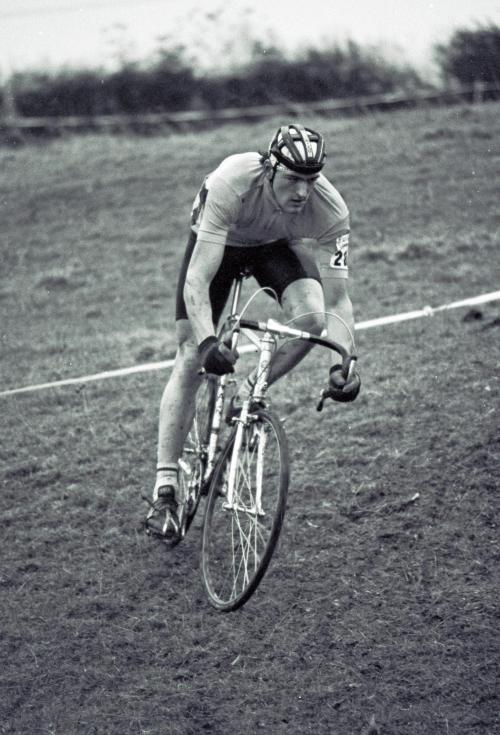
[175,337,200,374]
[289,310,325,336]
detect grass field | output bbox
[1,102,499,735]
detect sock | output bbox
[155,463,178,489]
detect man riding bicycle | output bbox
[146,123,361,540]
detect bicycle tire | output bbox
[201,407,289,611]
[177,375,217,540]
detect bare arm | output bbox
[323,278,356,356]
[183,237,226,345]
[314,226,355,355]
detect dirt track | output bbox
[1,103,499,734]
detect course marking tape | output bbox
[355,290,500,330]
[1,289,499,398]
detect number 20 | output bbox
[331,249,348,268]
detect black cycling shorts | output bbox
[175,231,321,324]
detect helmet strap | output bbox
[266,153,281,184]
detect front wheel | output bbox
[201,408,289,611]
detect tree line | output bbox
[3,24,499,118]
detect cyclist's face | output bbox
[271,168,320,212]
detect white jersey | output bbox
[190,152,350,277]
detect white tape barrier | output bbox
[1,289,499,398]
[355,290,500,330]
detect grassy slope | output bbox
[1,103,499,735]
[1,103,499,388]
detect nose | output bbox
[295,181,308,199]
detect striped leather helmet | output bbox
[268,124,326,174]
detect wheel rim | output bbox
[202,413,287,608]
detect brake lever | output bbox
[316,388,328,412]
[317,355,357,411]
[342,354,357,381]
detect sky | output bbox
[1,0,499,79]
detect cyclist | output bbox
[146,123,361,540]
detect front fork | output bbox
[225,330,274,513]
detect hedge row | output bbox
[6,43,422,118]
[3,25,499,118]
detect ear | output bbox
[262,158,274,180]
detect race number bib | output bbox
[328,233,349,273]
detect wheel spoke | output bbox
[202,409,289,611]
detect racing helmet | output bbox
[268,124,326,175]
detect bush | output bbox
[11,58,196,117]
[105,64,195,114]
[197,41,423,109]
[12,70,111,117]
[435,24,500,85]
[7,39,424,118]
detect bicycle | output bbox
[167,270,355,612]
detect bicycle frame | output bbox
[201,272,355,507]
[198,275,357,609]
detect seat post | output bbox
[228,272,246,317]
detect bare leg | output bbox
[157,319,202,467]
[236,278,325,400]
[146,321,203,538]
[268,278,325,384]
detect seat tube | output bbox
[205,377,226,479]
[229,276,243,317]
[207,277,245,487]
[227,276,244,353]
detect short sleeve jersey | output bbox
[191,152,350,254]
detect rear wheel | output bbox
[201,408,289,611]
[177,375,217,539]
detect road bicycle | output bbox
[168,270,355,612]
